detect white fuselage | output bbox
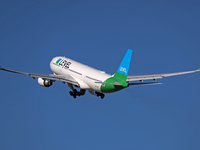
[50,56,112,93]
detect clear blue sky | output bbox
[0,0,200,150]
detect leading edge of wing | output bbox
[0,67,79,86]
[127,68,200,82]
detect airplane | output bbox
[0,49,199,99]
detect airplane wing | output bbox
[95,81,163,86]
[0,67,79,86]
[127,68,200,82]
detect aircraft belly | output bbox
[87,79,101,93]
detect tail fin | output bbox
[114,49,133,82]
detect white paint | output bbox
[50,56,111,93]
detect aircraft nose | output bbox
[51,57,60,64]
[50,57,59,68]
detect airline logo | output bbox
[56,58,71,69]
[56,58,62,64]
[120,67,127,73]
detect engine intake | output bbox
[38,78,53,87]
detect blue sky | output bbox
[0,0,200,149]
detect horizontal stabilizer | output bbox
[128,82,162,86]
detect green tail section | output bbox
[114,71,127,82]
[100,49,132,93]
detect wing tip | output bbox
[198,68,200,71]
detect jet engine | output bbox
[38,78,53,87]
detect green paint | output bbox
[100,76,128,93]
[56,58,62,64]
[198,68,200,71]
[114,72,127,82]
[101,49,132,93]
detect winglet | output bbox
[198,68,200,71]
